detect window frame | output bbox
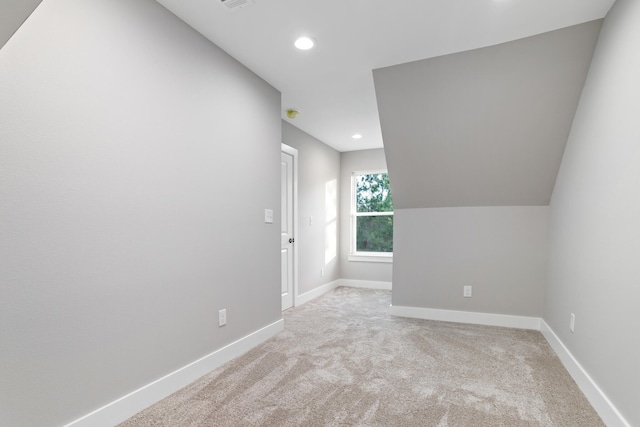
[348,170,393,263]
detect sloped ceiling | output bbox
[156,0,614,152]
[373,21,602,209]
[0,0,43,49]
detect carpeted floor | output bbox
[119,287,604,426]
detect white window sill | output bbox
[348,253,393,263]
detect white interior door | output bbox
[281,149,295,311]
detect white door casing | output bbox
[281,144,298,311]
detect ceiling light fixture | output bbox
[352,134,363,139]
[294,36,315,50]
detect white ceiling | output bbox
[155,0,615,152]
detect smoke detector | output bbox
[219,0,255,10]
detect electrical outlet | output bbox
[219,309,227,327]
[309,216,314,226]
[570,313,575,333]
[321,267,325,277]
[463,286,472,298]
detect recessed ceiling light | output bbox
[352,134,363,139]
[294,36,315,50]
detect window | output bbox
[350,171,393,262]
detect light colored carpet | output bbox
[119,287,604,426]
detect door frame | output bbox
[281,143,299,308]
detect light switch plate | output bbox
[570,313,575,333]
[218,309,226,327]
[264,209,273,224]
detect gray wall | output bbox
[339,149,393,283]
[0,1,282,426]
[393,207,548,316]
[545,0,640,424]
[282,121,341,295]
[0,0,42,49]
[373,21,601,209]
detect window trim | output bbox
[350,170,393,262]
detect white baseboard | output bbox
[64,319,284,427]
[295,279,391,307]
[388,306,629,426]
[339,279,392,290]
[296,280,340,306]
[540,321,630,427]
[61,288,629,427]
[389,305,541,330]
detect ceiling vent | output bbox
[219,0,254,10]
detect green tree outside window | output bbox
[353,173,393,253]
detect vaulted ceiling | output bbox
[155,0,614,152]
